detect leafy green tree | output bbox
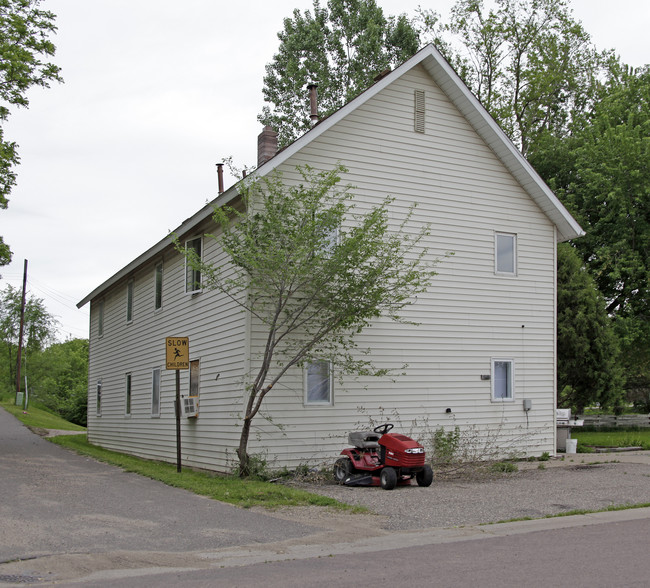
[531,66,650,410]
[178,164,438,475]
[259,0,419,147]
[0,0,62,265]
[556,244,624,413]
[0,284,57,391]
[28,338,88,425]
[559,66,650,319]
[418,0,603,155]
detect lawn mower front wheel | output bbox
[380,466,397,490]
[333,457,352,484]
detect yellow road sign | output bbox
[166,337,189,370]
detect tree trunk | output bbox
[237,416,252,477]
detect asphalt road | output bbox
[2,407,650,587]
[0,408,316,561]
[74,514,650,588]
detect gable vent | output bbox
[414,89,425,133]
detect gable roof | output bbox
[77,43,583,309]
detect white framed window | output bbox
[154,262,163,310]
[97,300,105,337]
[151,368,161,417]
[185,237,202,293]
[495,232,517,275]
[322,226,339,256]
[125,373,132,416]
[189,359,200,397]
[126,279,134,322]
[305,360,333,405]
[96,379,102,416]
[492,358,514,401]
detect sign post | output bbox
[166,337,189,473]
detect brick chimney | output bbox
[257,126,278,167]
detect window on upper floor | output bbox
[97,300,105,337]
[495,232,517,275]
[305,359,333,406]
[492,358,514,401]
[185,237,202,293]
[96,379,102,416]
[154,262,163,310]
[126,279,134,322]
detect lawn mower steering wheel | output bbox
[373,423,394,435]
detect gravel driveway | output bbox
[296,453,650,530]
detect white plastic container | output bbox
[566,438,578,454]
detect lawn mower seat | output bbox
[348,431,381,449]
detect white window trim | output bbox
[96,379,102,417]
[495,232,517,276]
[185,236,203,294]
[491,358,515,402]
[97,300,105,338]
[151,368,161,417]
[304,360,333,406]
[126,279,134,323]
[125,373,132,417]
[154,262,163,311]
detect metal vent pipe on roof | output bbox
[308,83,319,125]
[216,163,224,194]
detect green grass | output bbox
[484,502,650,525]
[574,429,650,450]
[49,433,362,511]
[0,398,86,431]
[1,401,361,511]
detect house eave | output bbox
[78,43,583,309]
[76,186,240,308]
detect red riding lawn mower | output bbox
[333,423,433,490]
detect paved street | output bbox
[73,513,650,587]
[2,407,650,586]
[0,409,317,576]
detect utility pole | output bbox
[15,259,28,407]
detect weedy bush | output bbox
[432,426,461,466]
[490,461,518,474]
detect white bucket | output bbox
[566,438,578,454]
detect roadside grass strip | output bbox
[0,399,86,431]
[483,502,650,526]
[50,434,363,511]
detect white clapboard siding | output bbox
[86,221,248,472]
[84,53,569,473]
[244,64,557,466]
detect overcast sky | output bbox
[2,0,648,341]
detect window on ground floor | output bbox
[151,368,161,416]
[305,360,332,406]
[125,373,132,416]
[492,358,514,401]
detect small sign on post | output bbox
[166,337,189,370]
[165,336,189,473]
